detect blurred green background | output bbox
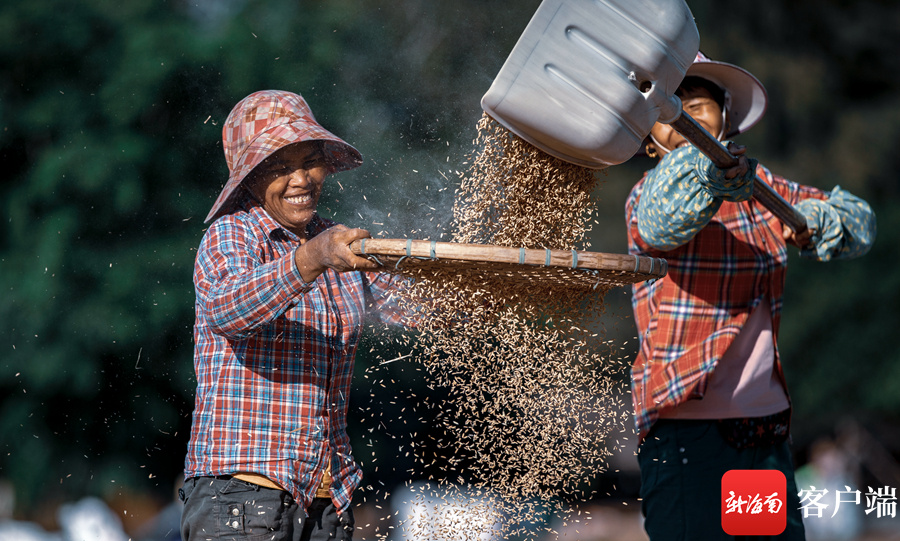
[2,0,899,534]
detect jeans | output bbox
[179,476,354,541]
[638,419,806,541]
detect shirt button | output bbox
[682,458,689,464]
[231,521,240,529]
[679,447,685,453]
[232,508,239,516]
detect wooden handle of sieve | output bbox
[348,238,668,277]
[668,112,809,236]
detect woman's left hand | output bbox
[783,226,815,249]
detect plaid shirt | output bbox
[185,198,403,512]
[626,146,875,441]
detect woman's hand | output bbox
[783,226,815,250]
[294,225,381,282]
[723,143,751,180]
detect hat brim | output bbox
[634,60,768,158]
[687,60,768,137]
[205,121,362,223]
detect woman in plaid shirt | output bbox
[180,90,406,540]
[627,53,875,540]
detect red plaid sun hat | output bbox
[205,90,363,223]
[687,51,768,137]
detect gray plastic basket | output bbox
[481,0,699,168]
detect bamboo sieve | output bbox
[350,238,667,290]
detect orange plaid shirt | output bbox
[626,146,875,441]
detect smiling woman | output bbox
[243,142,330,239]
[647,78,727,156]
[181,90,408,541]
[626,52,876,541]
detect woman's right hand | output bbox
[294,225,380,282]
[723,142,752,180]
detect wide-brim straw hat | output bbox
[205,90,363,223]
[687,51,768,137]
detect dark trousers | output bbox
[180,476,353,541]
[638,419,806,541]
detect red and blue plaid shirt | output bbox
[185,197,404,512]
[626,146,875,441]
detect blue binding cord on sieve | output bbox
[357,238,386,267]
[394,239,439,270]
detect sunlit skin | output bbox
[246,142,379,282]
[649,88,727,156]
[246,142,329,237]
[647,87,813,248]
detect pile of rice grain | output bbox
[375,114,629,539]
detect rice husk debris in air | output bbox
[366,114,632,540]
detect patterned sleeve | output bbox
[635,145,757,250]
[194,217,315,339]
[757,166,876,261]
[795,185,876,261]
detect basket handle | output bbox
[668,112,809,236]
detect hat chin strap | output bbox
[650,108,728,155]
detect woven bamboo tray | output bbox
[350,238,666,290]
